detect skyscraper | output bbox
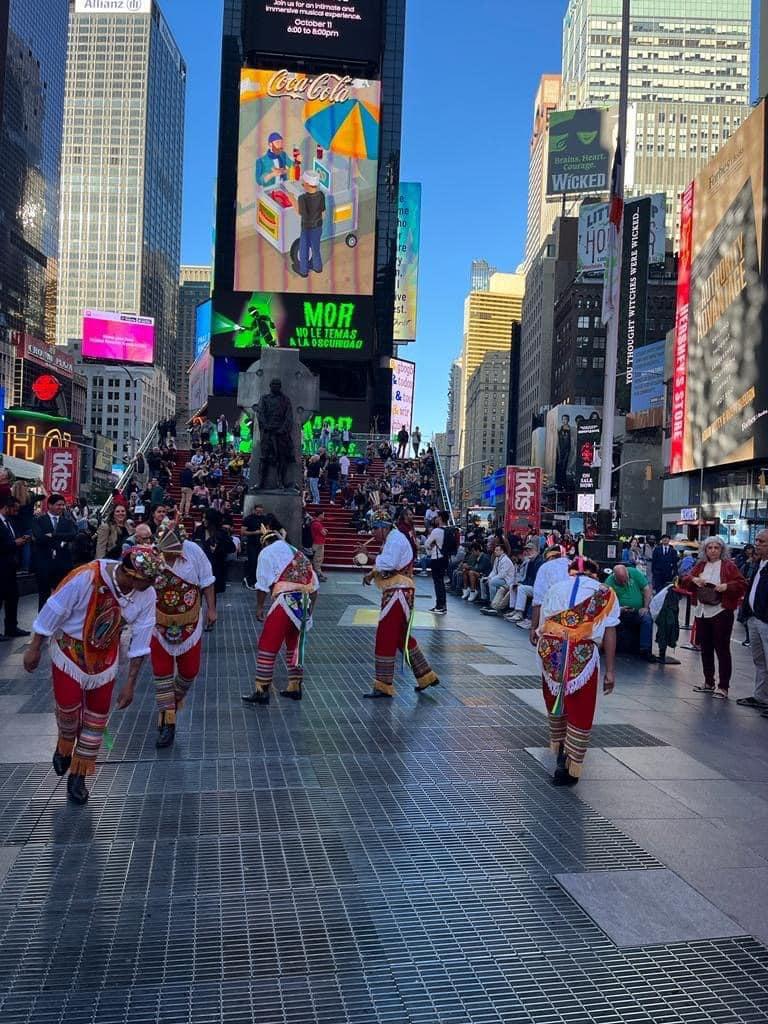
[470,260,498,292]
[561,0,752,241]
[0,0,69,373]
[522,74,561,275]
[57,0,186,388]
[176,265,211,417]
[464,350,510,503]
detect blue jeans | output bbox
[329,479,339,502]
[308,477,320,503]
[299,226,323,274]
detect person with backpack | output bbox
[425,511,454,615]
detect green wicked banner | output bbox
[210,291,374,359]
[547,107,616,196]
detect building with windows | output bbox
[522,74,562,276]
[464,351,511,505]
[56,0,186,387]
[561,0,752,241]
[176,265,211,417]
[470,260,498,292]
[0,0,69,380]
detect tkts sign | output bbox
[504,467,542,537]
[43,447,81,503]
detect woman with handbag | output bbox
[679,537,747,699]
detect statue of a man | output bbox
[255,377,295,489]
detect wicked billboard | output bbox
[670,102,767,474]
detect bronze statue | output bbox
[255,378,295,489]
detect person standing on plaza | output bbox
[535,557,620,785]
[411,427,422,459]
[738,529,768,713]
[22,547,160,805]
[677,537,746,699]
[150,525,217,749]
[425,511,448,615]
[32,494,77,610]
[310,510,328,582]
[651,534,678,592]
[0,495,30,639]
[241,503,266,591]
[95,505,130,560]
[362,512,439,699]
[242,518,318,705]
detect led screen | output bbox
[194,299,212,361]
[235,68,380,295]
[82,310,155,365]
[244,0,382,64]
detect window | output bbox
[592,357,605,369]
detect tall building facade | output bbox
[56,0,186,386]
[470,260,498,292]
[458,272,524,467]
[0,0,69,384]
[522,74,562,275]
[464,350,510,503]
[212,0,406,433]
[176,265,211,414]
[561,0,752,241]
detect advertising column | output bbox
[393,182,422,343]
[617,196,651,413]
[575,411,603,512]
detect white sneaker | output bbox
[516,619,532,629]
[467,591,478,603]
[461,588,470,599]
[508,611,523,622]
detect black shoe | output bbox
[4,628,30,638]
[0,636,10,642]
[556,743,567,770]
[66,772,89,805]
[414,677,440,693]
[242,690,270,705]
[52,749,71,777]
[279,686,302,701]
[363,690,393,699]
[552,767,579,787]
[156,723,176,748]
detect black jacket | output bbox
[31,513,77,576]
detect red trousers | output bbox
[373,591,437,696]
[255,604,302,693]
[542,668,599,777]
[52,665,114,777]
[150,636,202,725]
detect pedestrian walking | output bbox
[425,511,448,614]
[311,511,328,582]
[736,529,768,714]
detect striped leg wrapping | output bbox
[71,708,109,777]
[564,724,592,777]
[254,650,277,692]
[408,641,438,689]
[285,666,303,693]
[55,703,81,755]
[154,675,177,726]
[173,674,195,710]
[547,712,568,753]
[374,654,396,694]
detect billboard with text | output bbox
[235,68,380,296]
[578,193,666,273]
[547,108,616,196]
[245,0,382,64]
[82,310,155,365]
[393,183,422,343]
[390,358,415,438]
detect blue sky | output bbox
[161,0,761,438]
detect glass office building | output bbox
[57,0,186,384]
[0,0,69,355]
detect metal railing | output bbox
[432,447,456,526]
[100,421,159,520]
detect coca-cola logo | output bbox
[267,69,353,104]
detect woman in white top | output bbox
[481,544,517,613]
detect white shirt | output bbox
[425,527,445,560]
[375,529,415,573]
[540,575,620,643]
[533,556,572,607]
[749,560,767,613]
[166,540,216,589]
[491,553,517,585]
[256,539,319,594]
[33,560,156,660]
[340,456,350,475]
[191,453,204,466]
[695,559,723,619]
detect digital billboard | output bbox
[82,310,155,365]
[394,183,422,343]
[546,108,616,197]
[630,340,666,414]
[189,348,212,413]
[211,291,374,360]
[194,299,212,362]
[390,358,415,439]
[670,103,766,473]
[235,68,380,296]
[578,193,666,273]
[244,0,382,64]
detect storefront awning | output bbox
[1,455,43,481]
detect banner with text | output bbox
[504,466,542,537]
[547,108,616,196]
[578,193,665,273]
[43,446,81,503]
[617,196,651,413]
[393,182,422,343]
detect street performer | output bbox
[152,523,217,748]
[22,547,161,805]
[534,556,619,786]
[242,516,318,705]
[362,511,440,698]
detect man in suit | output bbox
[651,534,678,593]
[737,528,768,715]
[0,495,31,639]
[31,493,77,610]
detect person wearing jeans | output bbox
[425,513,447,614]
[480,544,516,615]
[739,530,768,712]
[506,543,543,623]
[306,455,321,504]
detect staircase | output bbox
[163,452,244,539]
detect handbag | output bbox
[697,582,721,606]
[491,585,510,611]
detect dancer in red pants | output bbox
[22,548,161,804]
[362,512,439,698]
[242,519,318,705]
[535,557,619,785]
[151,524,217,748]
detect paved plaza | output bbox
[0,574,767,1022]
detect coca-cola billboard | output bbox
[43,447,81,503]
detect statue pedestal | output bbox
[237,349,319,549]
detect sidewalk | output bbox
[0,577,766,1022]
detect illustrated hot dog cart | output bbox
[256,150,359,266]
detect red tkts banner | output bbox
[504,466,542,537]
[43,446,81,503]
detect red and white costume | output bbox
[254,540,318,695]
[150,540,215,725]
[32,560,156,776]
